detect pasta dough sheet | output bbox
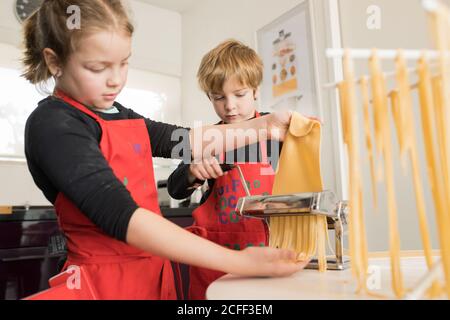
[270,112,328,272]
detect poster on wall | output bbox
[257,1,319,117]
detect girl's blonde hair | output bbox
[197,39,263,94]
[22,0,134,84]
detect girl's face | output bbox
[57,30,132,109]
[209,76,258,124]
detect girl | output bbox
[22,0,307,300]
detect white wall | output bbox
[339,0,450,50]
[0,0,183,206]
[129,0,182,76]
[0,0,21,47]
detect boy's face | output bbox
[57,30,131,109]
[209,76,258,124]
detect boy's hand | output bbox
[188,157,224,182]
[266,110,292,141]
[234,246,310,277]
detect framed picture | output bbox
[256,0,320,117]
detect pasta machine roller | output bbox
[235,190,351,271]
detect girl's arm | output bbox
[127,208,307,277]
[189,111,291,161]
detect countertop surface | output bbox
[207,252,443,300]
[0,206,196,222]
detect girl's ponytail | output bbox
[22,9,51,84]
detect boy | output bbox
[168,40,281,300]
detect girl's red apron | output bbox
[188,113,275,300]
[52,90,177,300]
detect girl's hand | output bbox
[234,246,310,277]
[307,116,323,124]
[266,110,292,141]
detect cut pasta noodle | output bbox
[392,52,439,298]
[270,112,328,272]
[360,76,378,207]
[369,50,404,298]
[338,52,370,293]
[418,55,450,298]
[428,2,450,297]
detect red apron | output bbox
[52,90,177,300]
[188,114,275,300]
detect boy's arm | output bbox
[167,162,201,200]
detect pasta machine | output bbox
[235,189,351,271]
[216,164,350,270]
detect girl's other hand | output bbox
[235,246,310,277]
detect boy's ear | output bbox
[42,48,62,77]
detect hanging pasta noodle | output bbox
[369,50,404,298]
[428,2,450,298]
[433,2,450,237]
[431,75,450,297]
[337,51,370,293]
[270,112,328,272]
[390,54,440,297]
[360,77,378,207]
[417,56,450,298]
[431,76,448,214]
[392,55,413,171]
[418,57,450,297]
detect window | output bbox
[0,67,49,159]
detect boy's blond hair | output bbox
[197,39,263,95]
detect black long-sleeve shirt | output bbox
[25,96,190,242]
[167,113,282,204]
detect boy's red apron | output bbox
[188,112,275,300]
[52,90,176,300]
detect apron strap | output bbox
[172,262,185,300]
[54,89,103,122]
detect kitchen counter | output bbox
[0,206,196,222]
[206,252,444,300]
